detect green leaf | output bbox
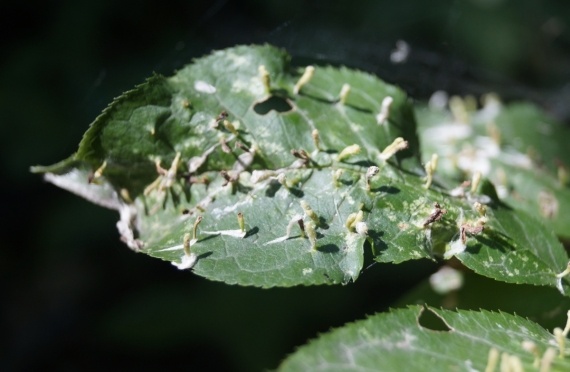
[365,173,570,293]
[32,45,570,290]
[278,306,570,371]
[415,99,570,239]
[397,271,570,332]
[456,200,569,291]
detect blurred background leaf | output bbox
[3,0,570,370]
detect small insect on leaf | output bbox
[423,202,447,227]
[259,65,271,94]
[237,212,245,233]
[379,137,408,161]
[88,161,107,184]
[183,233,192,256]
[376,96,394,125]
[301,200,319,225]
[366,166,380,191]
[192,216,203,241]
[305,221,317,250]
[460,224,484,244]
[311,129,321,151]
[337,144,361,162]
[291,149,311,161]
[172,233,198,270]
[294,65,315,94]
[423,154,438,189]
[223,120,239,136]
[338,83,351,105]
[216,110,228,123]
[485,347,499,372]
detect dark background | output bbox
[2,1,570,371]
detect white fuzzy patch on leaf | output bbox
[194,80,216,94]
[158,239,198,252]
[264,236,290,245]
[203,229,247,238]
[444,239,466,259]
[172,253,198,270]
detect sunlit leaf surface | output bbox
[33,45,569,290]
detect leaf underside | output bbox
[33,45,570,290]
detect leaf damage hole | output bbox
[418,307,451,332]
[254,95,293,115]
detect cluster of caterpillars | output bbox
[147,63,413,267]
[87,64,496,271]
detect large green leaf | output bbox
[278,306,570,371]
[32,45,570,290]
